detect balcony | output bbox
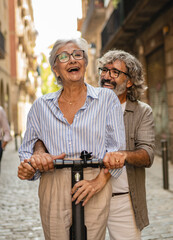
[101,2,123,51]
[80,0,105,40]
[101,0,173,52]
[0,31,5,59]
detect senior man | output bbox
[99,49,155,240]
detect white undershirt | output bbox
[111,101,129,193]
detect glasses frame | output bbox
[99,67,130,78]
[54,50,85,64]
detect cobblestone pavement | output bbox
[0,140,173,240]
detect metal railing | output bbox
[101,0,140,50]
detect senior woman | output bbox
[18,38,126,240]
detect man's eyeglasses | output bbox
[99,67,130,78]
[54,50,85,64]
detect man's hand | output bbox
[103,149,151,169]
[29,153,66,172]
[71,169,111,206]
[103,151,126,173]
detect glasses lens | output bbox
[110,69,119,78]
[58,52,69,62]
[73,50,84,60]
[99,68,120,78]
[99,68,107,76]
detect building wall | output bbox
[0,0,37,138]
[165,35,173,162]
[79,0,173,161]
[9,0,37,136]
[0,0,11,123]
[79,0,106,86]
[133,5,173,161]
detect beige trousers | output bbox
[107,193,141,240]
[38,168,112,240]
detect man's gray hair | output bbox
[49,38,89,85]
[97,49,147,101]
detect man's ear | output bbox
[127,79,133,88]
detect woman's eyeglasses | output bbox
[54,50,85,64]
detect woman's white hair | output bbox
[49,38,89,84]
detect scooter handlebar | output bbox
[53,158,104,169]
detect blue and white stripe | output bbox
[19,83,126,179]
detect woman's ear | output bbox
[53,66,59,78]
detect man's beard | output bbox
[100,78,127,96]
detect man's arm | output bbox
[103,149,150,171]
[33,139,48,154]
[103,104,155,170]
[18,140,66,180]
[123,149,150,167]
[29,140,66,172]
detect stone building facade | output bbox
[78,0,173,162]
[0,0,37,139]
[0,0,11,122]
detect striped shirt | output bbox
[19,83,126,180]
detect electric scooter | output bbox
[53,150,104,240]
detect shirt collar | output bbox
[125,98,138,112]
[43,83,99,103]
[85,83,99,100]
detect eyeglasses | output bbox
[98,67,130,78]
[54,50,85,64]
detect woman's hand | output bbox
[71,169,111,206]
[18,160,36,180]
[17,153,66,180]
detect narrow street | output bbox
[0,140,44,239]
[0,140,173,240]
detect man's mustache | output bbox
[100,79,117,88]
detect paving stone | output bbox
[0,141,173,240]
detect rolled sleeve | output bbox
[18,101,41,180]
[135,104,155,167]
